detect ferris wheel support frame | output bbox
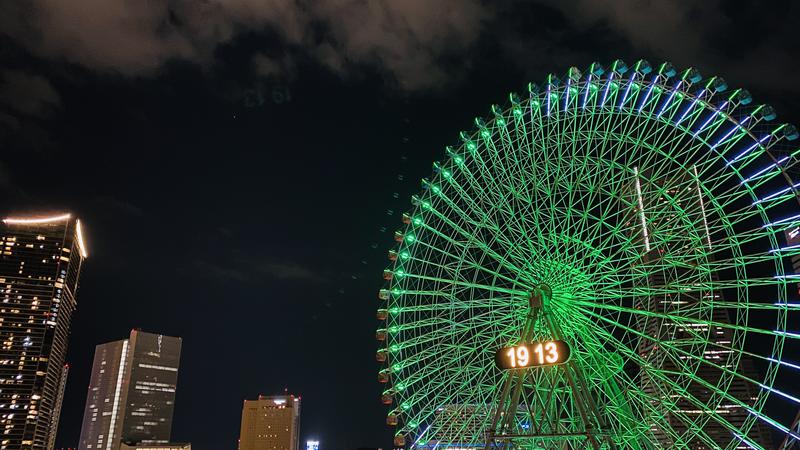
[485,285,619,450]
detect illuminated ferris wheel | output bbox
[375,59,800,449]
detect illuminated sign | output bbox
[495,340,571,369]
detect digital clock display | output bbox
[495,340,571,369]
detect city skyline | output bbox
[77,329,182,450]
[1,1,799,449]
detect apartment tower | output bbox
[0,213,88,449]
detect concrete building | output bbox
[238,395,301,450]
[78,330,182,450]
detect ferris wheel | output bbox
[375,59,800,449]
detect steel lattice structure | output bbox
[375,59,800,449]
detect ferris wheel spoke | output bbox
[581,314,769,449]
[578,304,800,415]
[378,60,799,448]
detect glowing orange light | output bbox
[2,213,72,225]
[76,219,88,258]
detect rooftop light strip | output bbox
[563,78,571,111]
[3,213,72,224]
[76,219,88,258]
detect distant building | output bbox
[238,395,301,450]
[119,443,190,450]
[77,330,182,450]
[305,440,319,450]
[0,213,88,450]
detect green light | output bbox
[375,59,795,449]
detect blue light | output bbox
[600,72,614,107]
[742,156,789,183]
[636,75,659,113]
[675,91,704,125]
[774,330,800,338]
[763,213,800,228]
[754,181,800,205]
[656,80,682,118]
[767,357,800,371]
[546,83,551,117]
[769,243,800,253]
[710,116,750,150]
[581,74,591,109]
[727,134,771,166]
[564,78,571,111]
[618,73,636,109]
[692,101,728,138]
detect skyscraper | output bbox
[0,213,88,450]
[78,330,182,450]
[631,167,772,448]
[238,395,300,450]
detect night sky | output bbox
[1,1,799,449]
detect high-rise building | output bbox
[630,167,772,448]
[238,395,301,450]
[77,330,182,450]
[119,444,190,450]
[0,213,88,450]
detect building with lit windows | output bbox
[77,330,182,450]
[119,443,190,450]
[0,213,88,450]
[629,168,772,448]
[238,395,301,450]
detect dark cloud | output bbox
[544,0,800,93]
[0,70,61,117]
[0,0,488,90]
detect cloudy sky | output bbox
[1,0,799,448]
